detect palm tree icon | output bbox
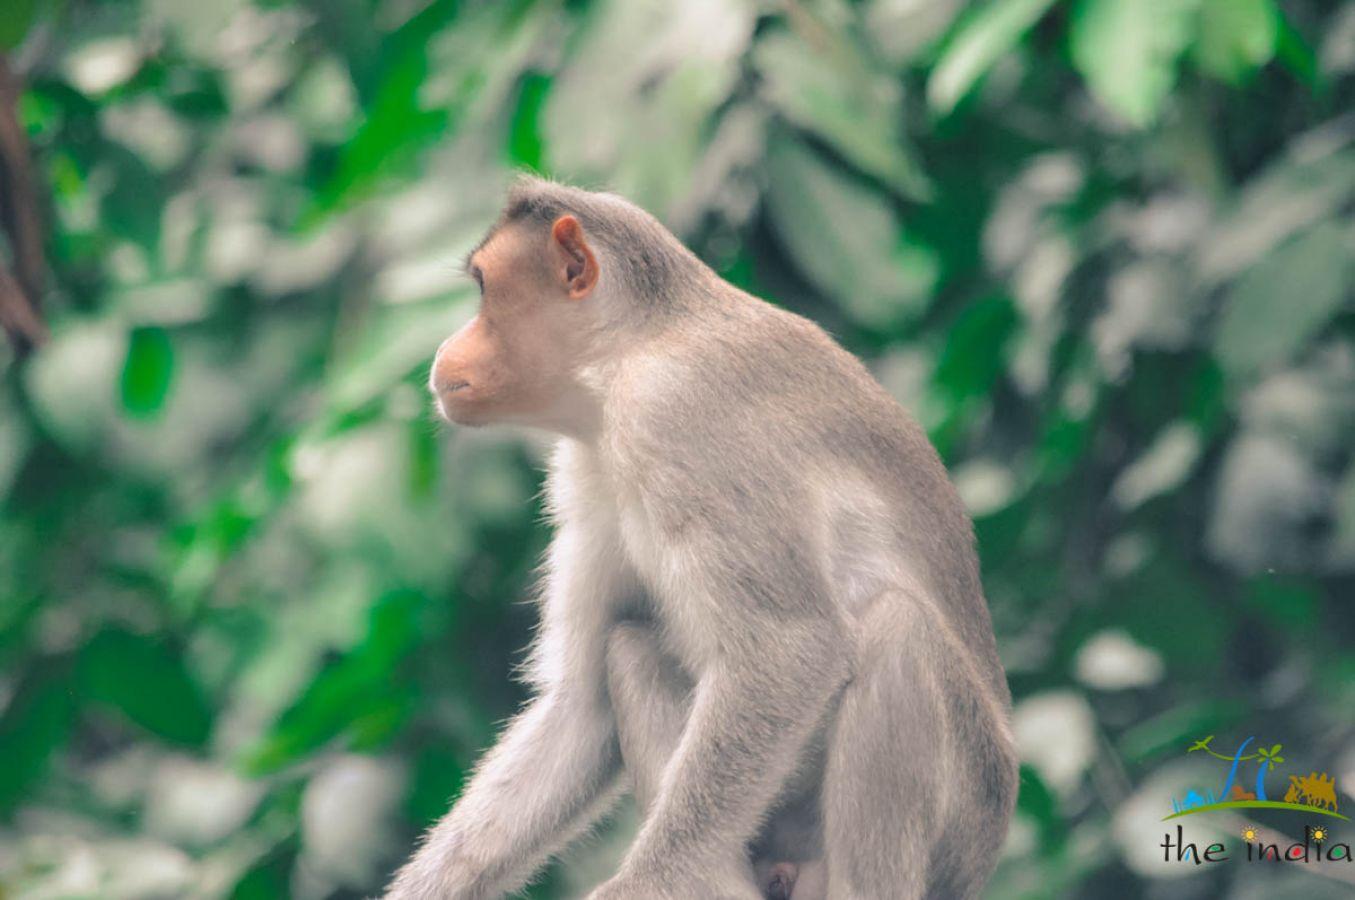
[1191,736,1284,801]
[1253,744,1284,800]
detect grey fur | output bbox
[387,177,1017,899]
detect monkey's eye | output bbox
[468,264,484,294]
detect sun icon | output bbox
[1241,825,1260,842]
[1309,825,1329,844]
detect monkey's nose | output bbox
[437,379,470,395]
[429,348,470,397]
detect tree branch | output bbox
[0,52,47,354]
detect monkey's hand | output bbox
[383,688,621,900]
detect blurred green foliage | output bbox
[1,0,1353,897]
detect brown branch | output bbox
[0,52,47,353]
[0,262,45,348]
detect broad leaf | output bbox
[120,325,175,418]
[1192,0,1277,84]
[934,294,1018,401]
[1214,223,1352,378]
[81,629,213,747]
[1070,0,1200,126]
[0,0,41,50]
[764,136,938,331]
[0,671,77,813]
[756,29,930,199]
[927,0,1058,114]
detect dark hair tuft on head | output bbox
[484,173,699,303]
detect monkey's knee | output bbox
[606,623,663,714]
[605,621,661,679]
[605,622,693,811]
[605,622,691,703]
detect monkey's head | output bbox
[430,209,600,430]
[431,178,696,433]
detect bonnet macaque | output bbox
[386,177,1017,899]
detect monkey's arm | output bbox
[607,628,846,896]
[597,531,851,897]
[385,518,629,900]
[385,689,621,900]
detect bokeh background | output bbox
[1,0,1353,897]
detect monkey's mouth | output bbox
[434,382,474,424]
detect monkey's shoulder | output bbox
[604,305,918,474]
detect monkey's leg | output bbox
[821,593,1016,900]
[605,621,693,814]
[605,623,758,896]
[606,622,825,900]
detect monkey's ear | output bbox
[549,215,598,300]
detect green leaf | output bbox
[1192,0,1277,84]
[1242,576,1318,633]
[244,591,424,773]
[1070,0,1200,126]
[934,294,1018,401]
[1015,764,1066,855]
[314,67,445,217]
[408,746,467,826]
[81,628,213,746]
[927,0,1058,115]
[764,136,938,331]
[120,326,175,418]
[755,30,930,199]
[100,146,164,248]
[1115,561,1225,675]
[507,71,551,172]
[229,829,300,900]
[1214,223,1353,378]
[1119,699,1250,761]
[1273,6,1322,90]
[0,669,77,813]
[308,3,455,221]
[0,0,40,49]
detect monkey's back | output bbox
[611,282,1007,700]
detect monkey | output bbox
[384,176,1018,900]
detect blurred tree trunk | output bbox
[0,52,46,355]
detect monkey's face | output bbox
[430,218,598,429]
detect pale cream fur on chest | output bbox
[557,438,725,674]
[548,440,918,676]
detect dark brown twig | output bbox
[0,53,47,353]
